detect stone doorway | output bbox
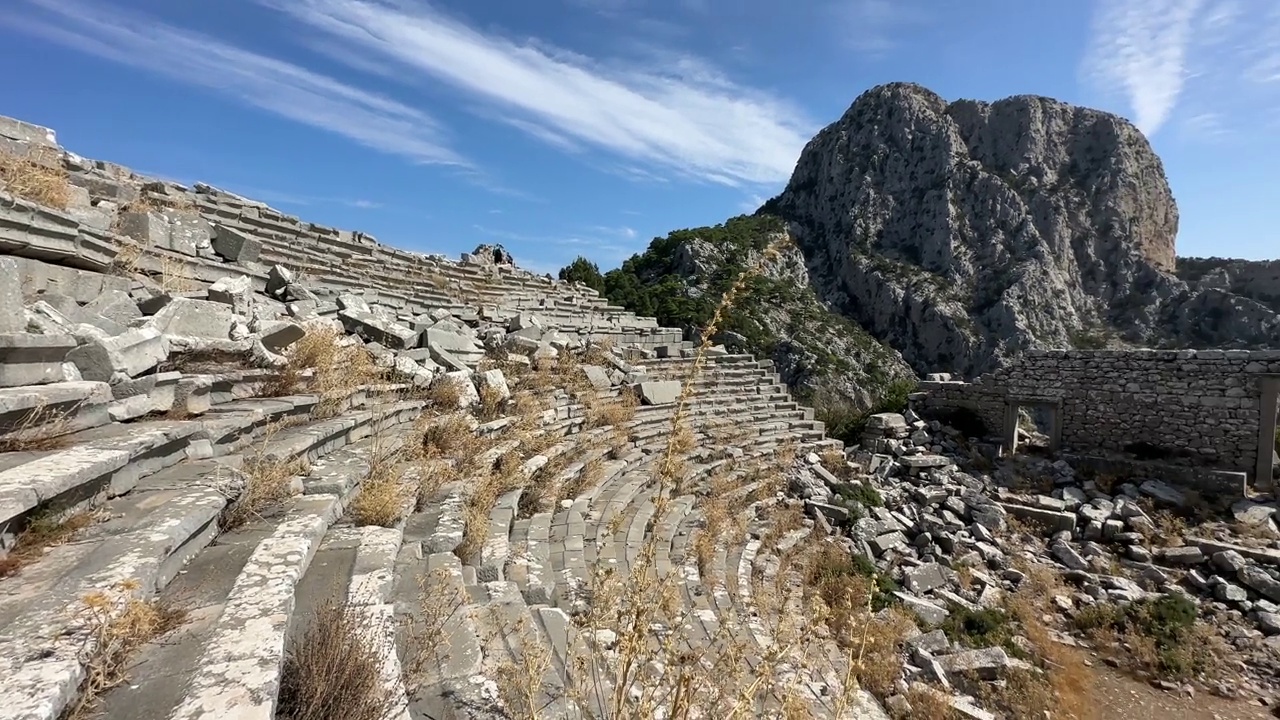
[1001,396,1063,457]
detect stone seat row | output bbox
[0,376,423,720]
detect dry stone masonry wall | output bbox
[920,348,1280,489]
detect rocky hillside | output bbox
[581,82,1280,389]
[765,82,1280,377]
[559,215,916,421]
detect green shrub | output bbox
[942,607,1015,651]
[1074,594,1210,678]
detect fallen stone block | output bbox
[66,327,169,382]
[905,562,955,594]
[580,364,612,390]
[108,371,181,421]
[998,502,1076,533]
[211,224,263,264]
[208,275,255,316]
[935,647,1011,681]
[81,288,141,329]
[265,264,295,299]
[477,369,511,402]
[637,380,680,405]
[339,308,419,350]
[257,320,305,352]
[0,333,78,387]
[894,592,950,625]
[148,298,236,339]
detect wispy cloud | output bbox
[1083,1,1280,139]
[4,0,467,167]
[256,0,813,187]
[1080,0,1207,136]
[834,0,929,55]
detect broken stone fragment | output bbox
[208,275,255,316]
[476,369,511,402]
[66,326,169,382]
[637,380,680,405]
[338,308,419,350]
[81,288,142,330]
[265,264,295,299]
[256,320,305,352]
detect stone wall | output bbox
[918,349,1280,483]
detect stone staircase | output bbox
[0,114,887,719]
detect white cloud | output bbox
[256,0,813,187]
[1083,1,1280,139]
[1080,0,1207,136]
[5,0,467,167]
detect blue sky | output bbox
[2,0,1277,274]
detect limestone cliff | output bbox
[764,82,1280,376]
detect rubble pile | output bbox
[795,404,1280,716]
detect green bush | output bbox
[1075,594,1207,678]
[942,607,1014,650]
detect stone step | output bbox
[0,380,112,443]
[0,402,422,720]
[394,552,487,719]
[0,420,202,549]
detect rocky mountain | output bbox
[764,82,1280,377]
[575,82,1280,396]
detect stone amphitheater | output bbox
[4,113,1280,720]
[0,115,890,720]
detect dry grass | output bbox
[219,434,308,531]
[263,328,382,417]
[0,146,70,209]
[585,387,638,429]
[898,685,959,720]
[277,599,401,720]
[0,509,96,578]
[157,254,200,293]
[0,401,76,453]
[62,579,187,720]
[419,375,464,412]
[350,442,412,528]
[990,563,1099,720]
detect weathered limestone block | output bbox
[108,370,181,421]
[167,211,212,255]
[0,258,22,333]
[116,210,170,248]
[637,380,680,405]
[211,224,262,264]
[208,275,254,316]
[257,320,305,352]
[0,380,111,436]
[339,308,418,350]
[0,333,78,387]
[147,298,235,339]
[81,289,141,329]
[66,327,169,382]
[477,369,511,402]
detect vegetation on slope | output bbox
[559,215,917,439]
